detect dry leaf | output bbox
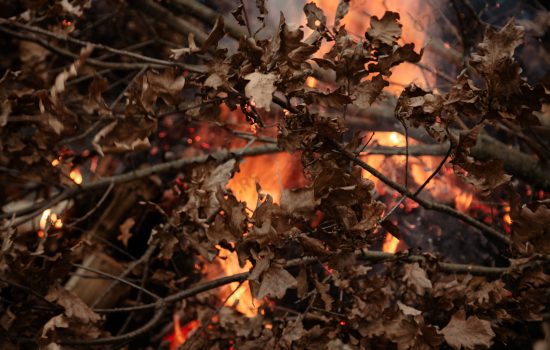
[367,12,402,46]
[117,217,135,248]
[441,310,495,349]
[403,263,432,295]
[244,72,277,111]
[257,264,297,299]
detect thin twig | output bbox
[333,140,510,244]
[72,263,160,301]
[90,244,158,308]
[65,182,114,227]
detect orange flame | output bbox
[216,246,259,317]
[382,233,400,253]
[166,314,200,350]
[70,168,83,184]
[312,0,435,93]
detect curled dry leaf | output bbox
[334,0,350,29]
[441,310,495,349]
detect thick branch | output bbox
[1,145,280,226]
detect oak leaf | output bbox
[441,310,495,349]
[256,264,297,299]
[367,12,402,46]
[244,72,278,111]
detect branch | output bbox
[1,145,281,226]
[133,0,209,44]
[170,0,246,40]
[332,140,510,244]
[270,95,509,245]
[0,19,207,73]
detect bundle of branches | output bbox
[0,0,549,349]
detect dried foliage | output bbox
[0,0,548,349]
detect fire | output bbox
[227,152,301,211]
[312,0,435,93]
[455,192,473,212]
[306,76,318,88]
[382,233,400,253]
[216,246,259,317]
[166,314,200,350]
[38,208,63,237]
[69,168,83,184]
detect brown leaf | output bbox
[334,0,350,28]
[510,197,550,255]
[50,44,94,101]
[281,319,305,347]
[280,187,316,217]
[170,33,200,59]
[441,310,495,349]
[304,2,327,31]
[314,276,333,311]
[371,43,423,75]
[397,301,422,316]
[117,217,135,248]
[244,72,277,111]
[256,264,297,299]
[201,16,225,52]
[231,5,246,26]
[402,263,432,296]
[45,284,101,323]
[353,74,389,108]
[470,20,524,90]
[367,12,402,46]
[141,69,185,112]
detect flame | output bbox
[454,192,473,212]
[382,233,400,253]
[312,0,435,93]
[38,208,63,237]
[306,76,318,88]
[69,168,83,184]
[215,246,259,317]
[39,209,51,230]
[227,152,301,211]
[166,315,200,350]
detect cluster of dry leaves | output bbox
[0,0,549,349]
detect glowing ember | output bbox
[165,314,200,350]
[51,159,60,167]
[382,233,400,253]
[306,76,318,88]
[69,168,83,184]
